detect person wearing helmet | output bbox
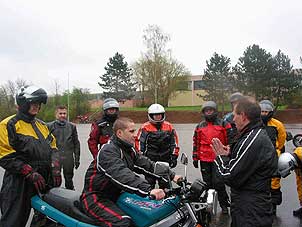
[212,97,277,227]
[259,99,286,215]
[0,85,62,227]
[88,98,120,159]
[192,101,231,214]
[278,148,302,218]
[47,105,81,190]
[135,103,180,188]
[223,92,244,145]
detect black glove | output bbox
[293,207,302,218]
[52,160,62,187]
[193,160,199,168]
[169,155,178,168]
[26,171,46,192]
[75,161,80,169]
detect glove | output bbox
[193,160,199,168]
[75,161,80,169]
[169,155,178,168]
[26,171,46,192]
[51,160,62,187]
[293,207,302,218]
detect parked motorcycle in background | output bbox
[31,153,217,227]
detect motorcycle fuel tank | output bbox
[117,192,180,227]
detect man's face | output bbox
[261,110,269,116]
[153,114,163,121]
[233,107,249,132]
[56,108,67,121]
[204,108,215,115]
[106,108,118,115]
[28,103,41,116]
[117,122,136,145]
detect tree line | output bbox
[99,25,302,110]
[0,80,90,122]
[1,25,302,121]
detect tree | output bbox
[201,52,233,113]
[99,52,136,102]
[271,50,299,109]
[133,25,190,106]
[233,44,274,99]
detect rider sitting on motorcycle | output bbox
[278,148,302,218]
[80,117,182,227]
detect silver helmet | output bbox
[259,100,274,112]
[229,92,243,103]
[201,101,217,113]
[278,152,298,178]
[103,98,119,111]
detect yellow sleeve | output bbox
[294,147,302,203]
[273,118,286,151]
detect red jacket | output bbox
[87,118,114,159]
[193,118,231,162]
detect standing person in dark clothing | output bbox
[80,117,182,227]
[192,101,231,214]
[88,98,119,159]
[0,85,62,227]
[135,103,180,188]
[212,97,277,227]
[48,105,81,190]
[259,99,286,215]
[223,92,244,145]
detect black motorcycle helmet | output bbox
[103,98,119,122]
[16,85,47,116]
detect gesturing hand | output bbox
[211,138,230,156]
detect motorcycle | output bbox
[31,153,217,227]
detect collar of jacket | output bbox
[111,134,134,151]
[236,119,263,139]
[55,119,67,126]
[16,111,35,123]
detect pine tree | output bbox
[99,52,136,101]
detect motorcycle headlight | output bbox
[190,179,207,198]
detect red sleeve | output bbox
[87,122,100,159]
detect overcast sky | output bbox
[1,0,301,95]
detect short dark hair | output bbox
[113,117,134,134]
[235,96,261,121]
[55,105,67,111]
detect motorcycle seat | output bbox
[43,187,99,225]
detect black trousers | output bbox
[81,193,131,227]
[199,161,230,208]
[0,172,52,227]
[61,154,75,190]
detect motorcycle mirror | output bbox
[293,134,302,147]
[180,153,188,166]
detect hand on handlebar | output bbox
[173,175,184,184]
[150,189,165,200]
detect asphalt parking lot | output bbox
[1,123,302,226]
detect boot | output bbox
[221,205,229,215]
[293,207,302,218]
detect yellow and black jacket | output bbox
[0,113,58,179]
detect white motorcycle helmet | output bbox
[148,104,165,124]
[278,152,298,178]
